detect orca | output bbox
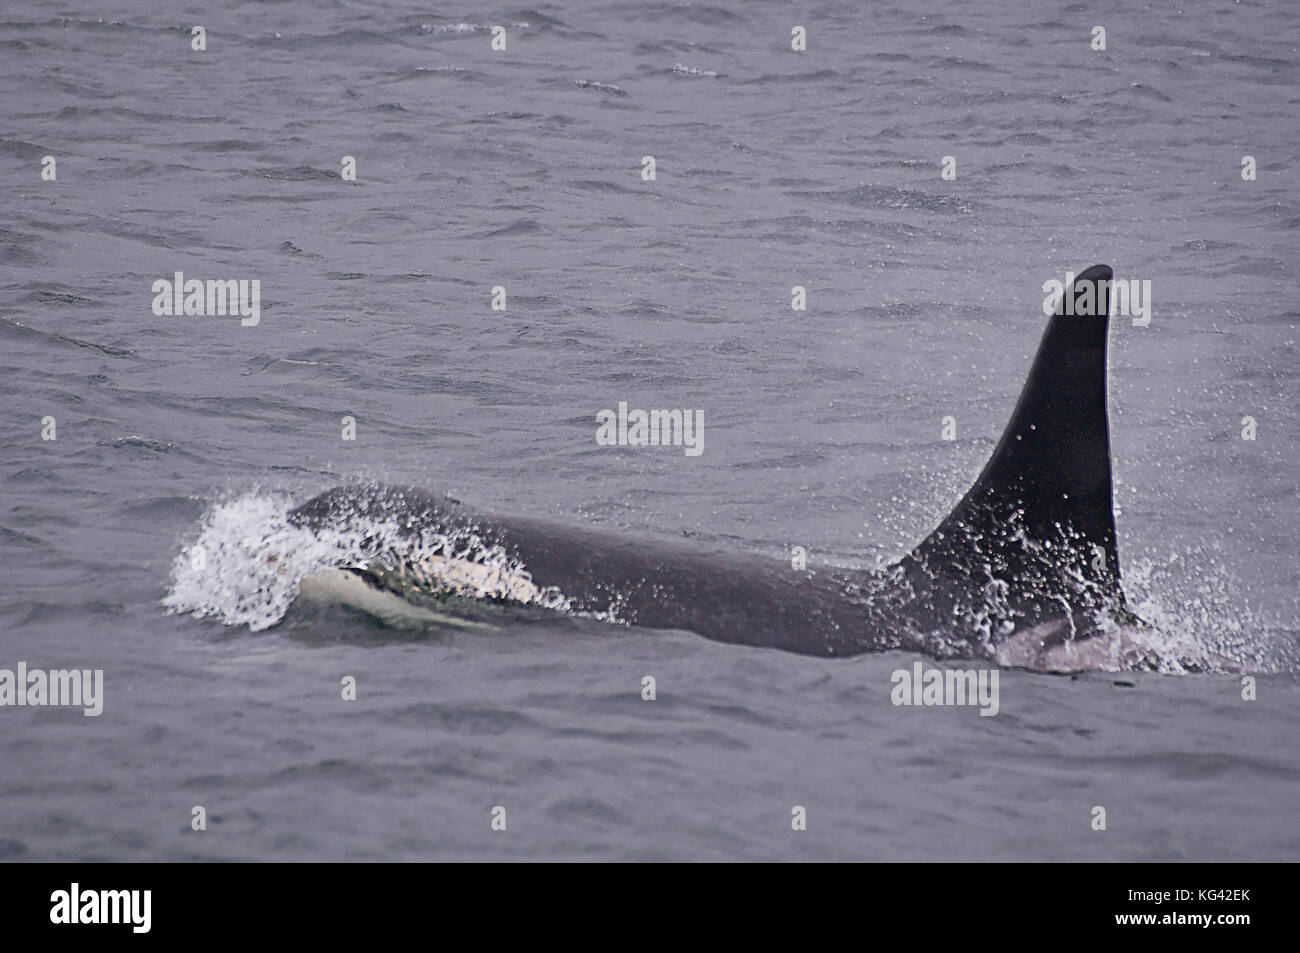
[286,266,1194,672]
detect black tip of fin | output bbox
[904,265,1126,628]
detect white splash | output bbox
[671,64,719,78]
[163,491,568,632]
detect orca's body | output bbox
[289,266,1179,672]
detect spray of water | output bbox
[163,490,568,632]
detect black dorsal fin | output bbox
[902,265,1125,628]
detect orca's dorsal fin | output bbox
[902,265,1126,627]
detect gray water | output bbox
[2,0,1298,861]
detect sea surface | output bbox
[1,0,1297,861]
